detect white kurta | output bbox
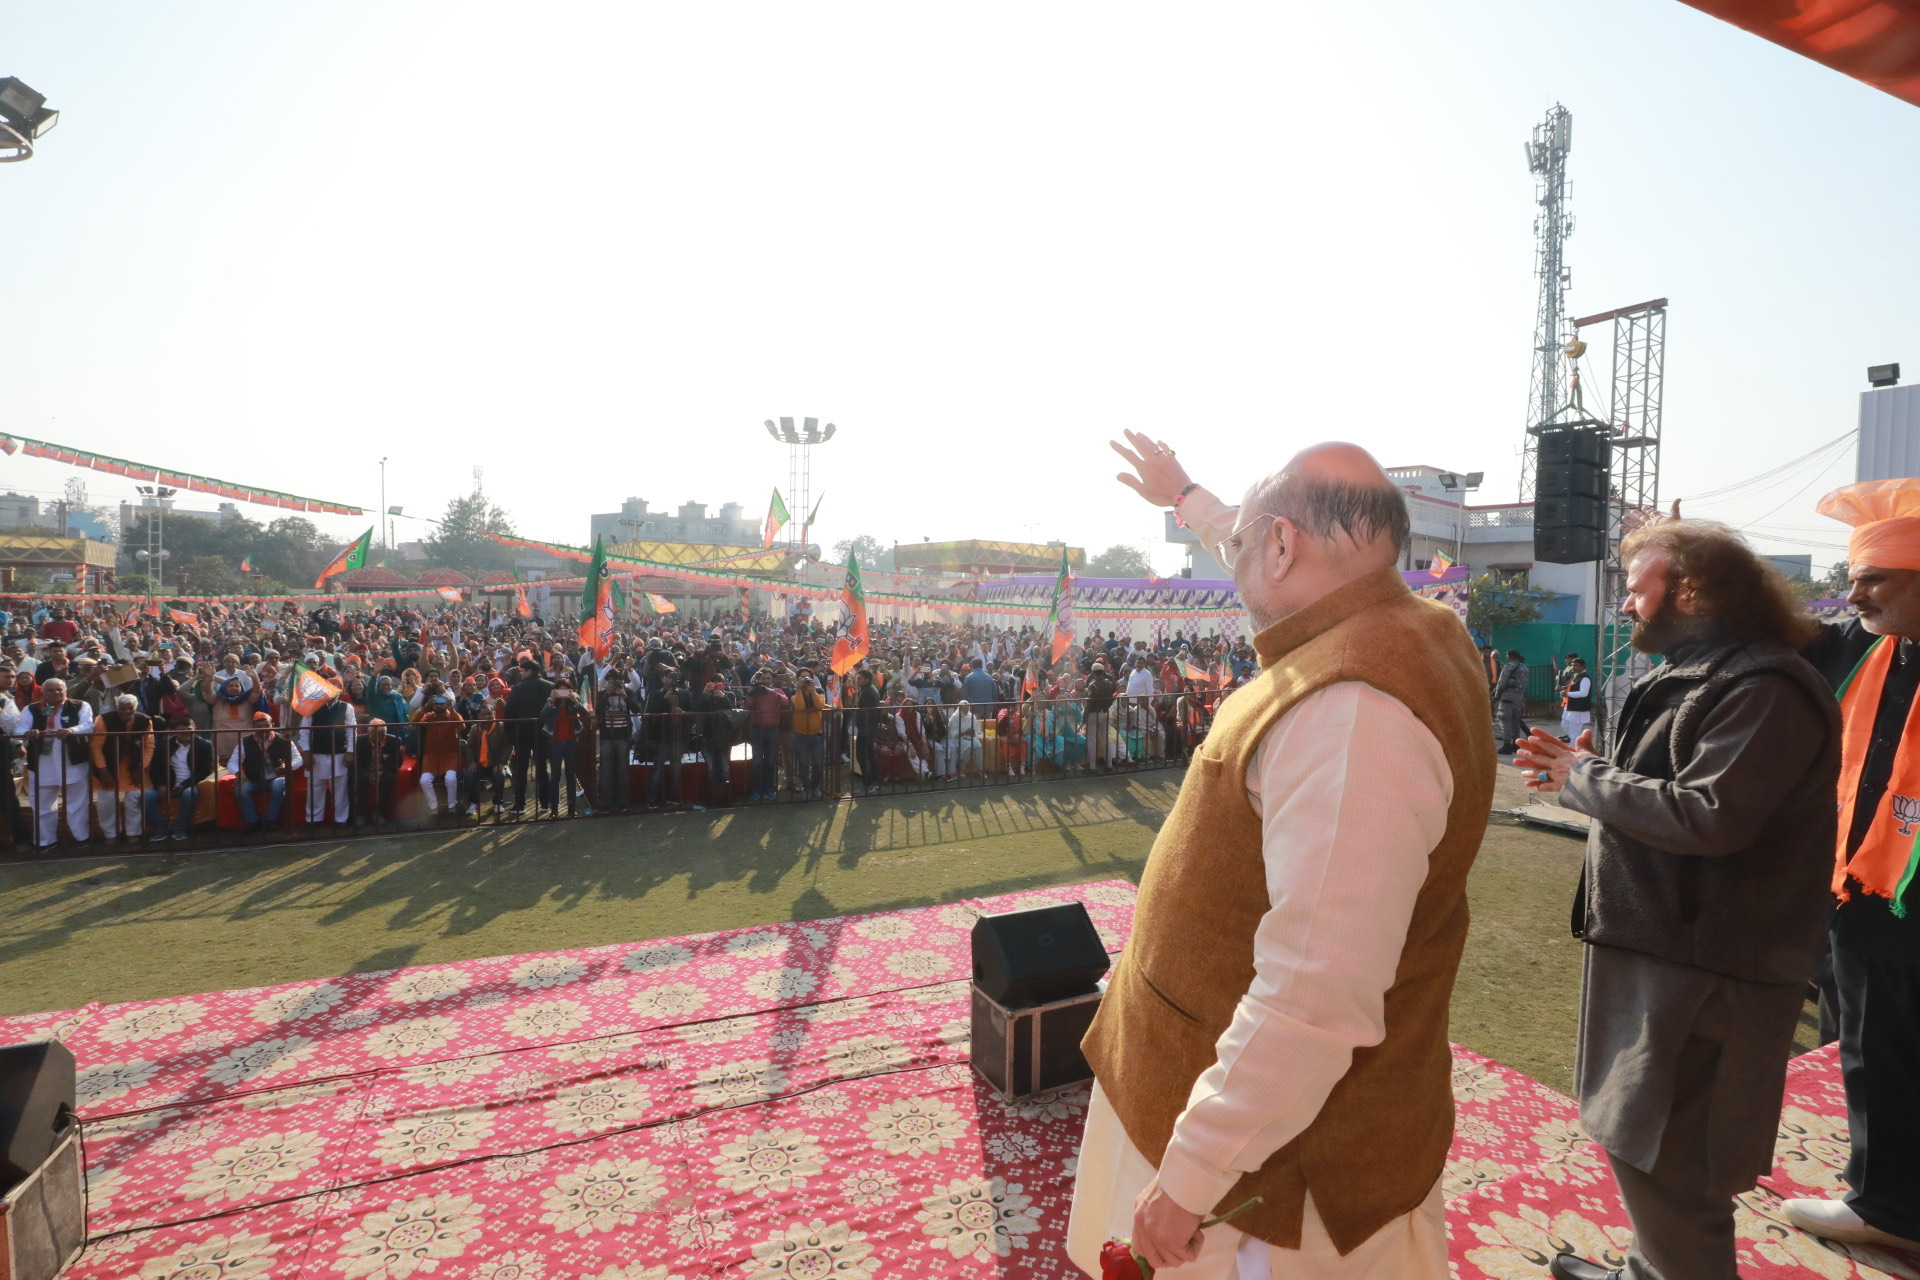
[1064,488,1456,1279]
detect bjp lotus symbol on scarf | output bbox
[1891,793,1920,838]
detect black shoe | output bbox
[1547,1253,1619,1280]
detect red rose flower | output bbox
[1099,1239,1150,1280]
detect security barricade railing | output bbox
[0,691,1226,857]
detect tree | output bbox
[1466,572,1552,634]
[176,556,237,595]
[830,535,895,571]
[1087,544,1153,577]
[1814,561,1850,599]
[425,490,517,573]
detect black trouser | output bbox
[509,735,552,810]
[463,765,499,811]
[854,724,877,789]
[1831,896,1920,1240]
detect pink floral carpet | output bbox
[2,880,1905,1279]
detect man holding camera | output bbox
[1517,519,1839,1280]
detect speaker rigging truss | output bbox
[1572,297,1668,745]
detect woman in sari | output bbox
[344,675,371,722]
[996,695,1026,777]
[872,694,917,785]
[208,675,258,767]
[901,699,935,776]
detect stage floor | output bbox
[2,881,1911,1279]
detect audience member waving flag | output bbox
[1045,548,1076,663]
[830,554,869,675]
[762,489,791,548]
[289,663,343,717]
[576,536,615,659]
[315,528,373,588]
[645,592,677,614]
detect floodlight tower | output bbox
[1520,104,1576,500]
[763,417,836,551]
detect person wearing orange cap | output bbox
[1779,479,1920,1253]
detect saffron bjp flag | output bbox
[1430,550,1455,578]
[513,585,532,618]
[315,528,373,588]
[645,592,677,614]
[830,554,869,676]
[800,491,825,552]
[0,437,16,456]
[435,586,462,603]
[168,608,199,626]
[239,556,253,572]
[289,663,343,717]
[762,489,791,548]
[576,536,615,659]
[1044,549,1075,664]
[121,602,141,626]
[1178,657,1209,683]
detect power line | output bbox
[1678,429,1856,505]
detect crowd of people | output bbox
[0,598,1257,849]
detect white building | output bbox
[589,498,757,547]
[1857,379,1920,482]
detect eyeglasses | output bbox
[1211,513,1279,571]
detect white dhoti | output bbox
[1065,1085,1447,1280]
[31,760,91,846]
[308,753,350,823]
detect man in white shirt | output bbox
[1559,656,1592,743]
[20,678,95,847]
[295,684,357,826]
[1068,432,1494,1279]
[1124,654,1157,700]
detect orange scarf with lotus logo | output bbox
[1836,636,1920,916]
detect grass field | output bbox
[0,770,1607,1089]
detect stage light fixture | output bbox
[1868,363,1900,388]
[0,78,56,161]
[0,78,44,126]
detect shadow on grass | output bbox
[0,775,1175,969]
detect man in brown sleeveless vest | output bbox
[1068,434,1495,1278]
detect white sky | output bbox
[5,1,1917,575]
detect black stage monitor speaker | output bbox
[970,903,1110,1009]
[0,1042,75,1195]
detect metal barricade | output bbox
[0,689,1223,858]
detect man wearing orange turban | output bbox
[1783,479,1920,1252]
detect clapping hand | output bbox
[1513,727,1597,792]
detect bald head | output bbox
[1243,442,1409,569]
